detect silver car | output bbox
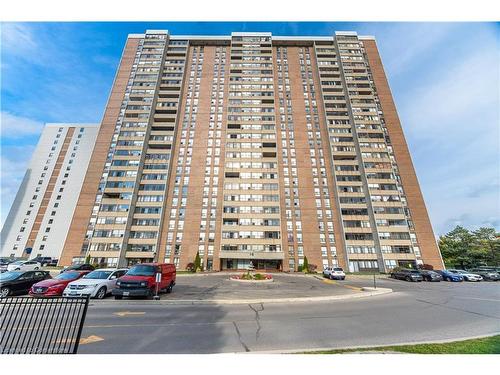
[448,269,483,282]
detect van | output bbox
[112,263,176,299]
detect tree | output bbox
[194,252,202,272]
[473,227,500,266]
[302,256,309,273]
[438,225,500,268]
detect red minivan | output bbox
[112,263,176,299]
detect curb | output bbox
[249,332,500,354]
[229,278,274,283]
[90,287,392,306]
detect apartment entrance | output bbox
[221,259,282,271]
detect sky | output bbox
[1,22,499,236]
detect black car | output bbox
[60,263,95,274]
[419,269,443,282]
[468,268,500,281]
[390,268,424,282]
[0,270,51,297]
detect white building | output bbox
[1,123,99,262]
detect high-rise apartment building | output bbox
[59,30,443,272]
[1,123,99,261]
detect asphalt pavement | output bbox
[75,274,500,353]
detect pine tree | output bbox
[194,252,202,272]
[303,256,309,273]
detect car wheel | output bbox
[114,295,122,300]
[0,287,10,298]
[405,276,412,282]
[166,282,173,294]
[341,277,345,280]
[329,274,334,280]
[96,287,107,299]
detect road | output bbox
[77,277,500,353]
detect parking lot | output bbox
[3,269,499,302]
[75,273,499,353]
[2,270,499,353]
[156,273,359,301]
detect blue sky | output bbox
[1,22,499,235]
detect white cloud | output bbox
[358,23,460,77]
[390,25,500,235]
[401,49,498,136]
[1,111,44,138]
[1,23,38,55]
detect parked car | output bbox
[31,256,57,267]
[390,268,423,282]
[0,271,51,298]
[468,268,500,281]
[30,271,90,297]
[112,263,176,299]
[447,269,483,282]
[60,263,95,274]
[323,267,346,280]
[0,258,17,273]
[7,260,41,272]
[63,268,128,299]
[435,270,464,282]
[419,269,443,282]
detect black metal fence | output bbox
[0,296,90,354]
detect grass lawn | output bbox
[303,335,500,354]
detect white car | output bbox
[63,268,128,299]
[323,267,346,280]
[6,260,41,272]
[450,269,483,282]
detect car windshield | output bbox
[83,270,112,280]
[410,271,420,274]
[55,272,81,280]
[126,265,156,276]
[333,268,343,271]
[0,271,22,281]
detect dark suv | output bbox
[419,269,443,282]
[468,268,500,281]
[390,268,423,282]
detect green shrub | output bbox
[303,256,309,273]
[194,252,202,272]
